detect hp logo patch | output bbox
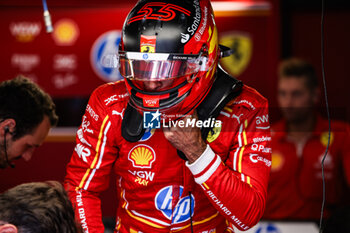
[143,110,161,129]
[155,186,195,224]
[90,30,123,82]
[256,223,281,233]
[143,53,149,59]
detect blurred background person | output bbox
[0,181,80,233]
[0,75,58,169]
[263,57,350,222]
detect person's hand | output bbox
[163,111,207,164]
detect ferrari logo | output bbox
[140,35,156,53]
[141,45,155,53]
[206,125,222,143]
[219,32,252,77]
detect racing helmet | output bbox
[119,0,219,118]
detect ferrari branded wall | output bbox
[0,5,133,97]
[0,0,279,99]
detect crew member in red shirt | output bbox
[263,58,350,221]
[65,0,271,232]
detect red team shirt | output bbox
[264,116,350,220]
[65,80,271,233]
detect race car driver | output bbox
[65,0,271,232]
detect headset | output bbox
[3,126,15,168]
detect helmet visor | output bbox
[118,51,208,81]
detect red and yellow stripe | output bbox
[76,115,110,191]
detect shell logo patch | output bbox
[52,19,79,46]
[206,125,222,143]
[128,144,156,168]
[219,32,252,77]
[320,131,333,147]
[271,152,284,172]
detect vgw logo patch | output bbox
[155,186,195,224]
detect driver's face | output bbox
[143,80,174,92]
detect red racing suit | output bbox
[263,116,350,220]
[64,80,271,233]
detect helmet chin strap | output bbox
[3,129,15,168]
[121,103,145,142]
[196,66,243,140]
